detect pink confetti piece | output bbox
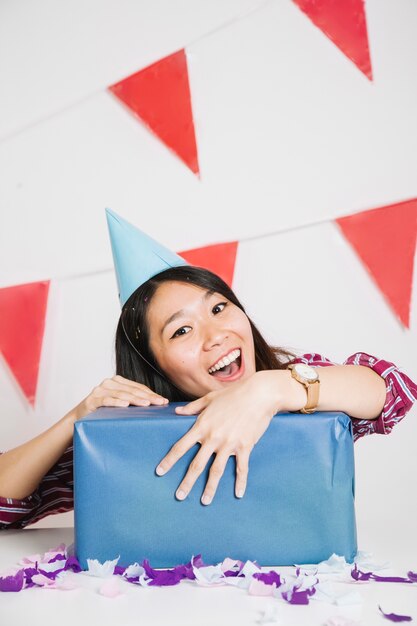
[54,575,79,591]
[19,554,43,565]
[99,577,125,598]
[378,606,412,622]
[248,578,276,596]
[221,557,245,574]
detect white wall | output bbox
[0,0,416,536]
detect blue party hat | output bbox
[105,208,188,307]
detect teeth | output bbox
[208,349,241,374]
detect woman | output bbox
[1,265,416,529]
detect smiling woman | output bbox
[1,217,416,529]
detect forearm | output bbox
[260,365,387,419]
[0,410,77,500]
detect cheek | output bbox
[161,345,201,380]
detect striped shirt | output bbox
[1,352,416,530]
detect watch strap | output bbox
[288,363,320,414]
[300,379,320,413]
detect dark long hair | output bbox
[115,266,297,401]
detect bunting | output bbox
[335,199,417,328]
[109,49,200,176]
[293,0,373,80]
[179,241,239,288]
[0,281,50,406]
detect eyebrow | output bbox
[160,290,215,336]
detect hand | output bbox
[155,371,281,505]
[72,375,168,421]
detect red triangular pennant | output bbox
[335,199,417,328]
[293,0,373,80]
[109,49,200,176]
[179,242,239,288]
[0,281,50,405]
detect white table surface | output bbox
[0,521,416,626]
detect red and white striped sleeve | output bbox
[0,445,74,530]
[289,352,417,442]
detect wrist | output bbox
[255,370,308,414]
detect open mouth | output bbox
[208,349,243,380]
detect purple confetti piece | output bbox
[253,571,282,587]
[47,552,67,564]
[22,566,39,587]
[351,564,372,581]
[407,571,417,583]
[37,568,61,581]
[192,554,207,569]
[0,569,25,592]
[352,565,414,584]
[378,606,412,622]
[141,559,186,586]
[63,556,82,573]
[371,574,413,583]
[282,587,315,605]
[113,565,127,576]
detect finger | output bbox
[112,374,168,401]
[100,390,152,407]
[200,449,231,505]
[104,379,168,405]
[155,430,199,476]
[112,374,168,400]
[100,397,130,408]
[175,395,211,415]
[174,445,216,501]
[234,447,250,499]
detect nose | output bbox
[201,318,228,351]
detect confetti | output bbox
[351,564,415,584]
[1,542,416,620]
[378,606,412,622]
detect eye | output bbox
[171,326,191,339]
[212,302,227,314]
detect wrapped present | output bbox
[73,404,357,569]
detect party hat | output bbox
[105,208,188,307]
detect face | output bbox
[147,281,256,397]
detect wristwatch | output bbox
[287,363,320,414]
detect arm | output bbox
[268,365,387,420]
[278,352,417,441]
[0,411,76,501]
[0,375,168,529]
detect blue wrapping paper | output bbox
[73,404,357,569]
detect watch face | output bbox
[294,363,319,382]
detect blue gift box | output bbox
[73,404,357,569]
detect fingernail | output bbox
[236,490,245,498]
[176,489,187,500]
[201,495,212,505]
[156,465,166,476]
